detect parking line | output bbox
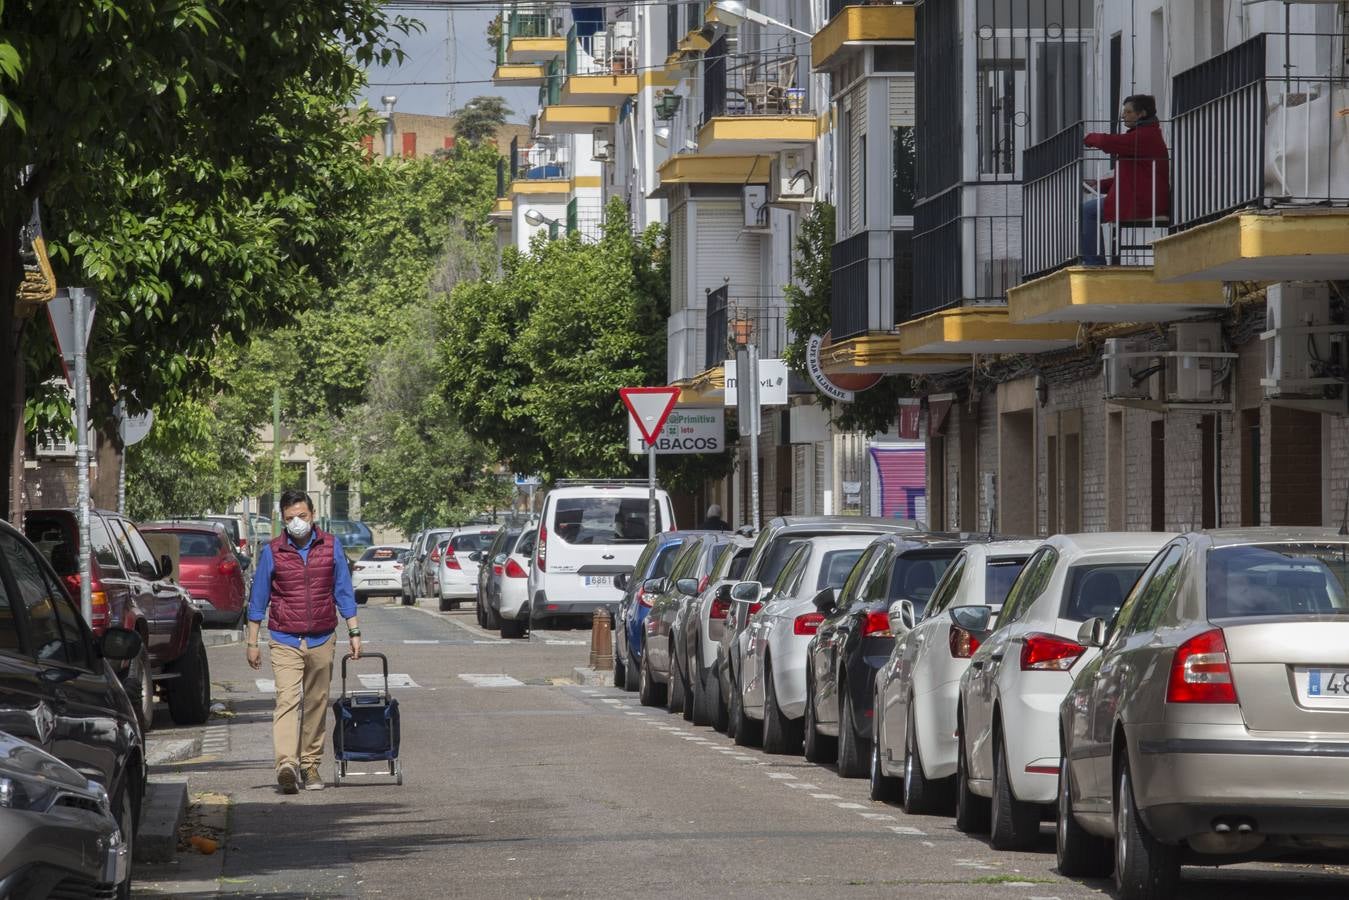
[835,802,867,809]
[890,826,927,836]
[860,813,897,821]
[766,773,796,780]
[785,783,819,790]
[809,793,841,800]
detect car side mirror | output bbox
[643,577,667,595]
[158,554,175,580]
[812,587,837,614]
[675,578,699,596]
[949,605,994,633]
[888,599,916,635]
[614,573,629,592]
[493,553,507,566]
[730,581,762,603]
[1077,617,1109,649]
[100,627,142,661]
[137,560,158,581]
[468,550,483,563]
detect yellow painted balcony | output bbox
[812,3,915,72]
[560,73,639,107]
[504,34,566,64]
[536,104,617,136]
[899,307,1077,356]
[1008,267,1225,325]
[820,333,968,376]
[492,63,547,87]
[1153,211,1349,284]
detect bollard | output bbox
[590,607,614,670]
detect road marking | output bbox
[890,826,927,836]
[859,812,896,821]
[404,639,440,644]
[766,773,796,780]
[457,674,524,688]
[601,699,623,704]
[624,711,645,716]
[809,793,842,800]
[359,673,418,689]
[473,640,508,645]
[785,783,820,790]
[545,640,587,646]
[255,679,276,693]
[921,841,934,848]
[835,802,867,809]
[732,755,755,761]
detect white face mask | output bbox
[286,516,312,540]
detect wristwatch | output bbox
[348,628,361,638]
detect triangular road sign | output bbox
[620,387,681,446]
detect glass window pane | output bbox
[554,498,653,545]
[2,533,87,667]
[1206,543,1349,619]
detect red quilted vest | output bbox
[267,528,338,635]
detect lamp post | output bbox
[733,310,761,533]
[524,208,562,240]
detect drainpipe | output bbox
[381,95,398,158]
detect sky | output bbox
[358,6,538,123]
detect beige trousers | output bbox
[269,637,336,772]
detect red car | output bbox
[140,522,247,628]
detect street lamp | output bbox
[523,208,562,240]
[709,0,814,38]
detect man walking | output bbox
[245,489,361,793]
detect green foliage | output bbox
[783,202,913,437]
[453,96,511,145]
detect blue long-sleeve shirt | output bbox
[247,531,357,648]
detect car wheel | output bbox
[482,599,501,630]
[761,658,803,755]
[869,705,901,801]
[836,678,869,778]
[438,594,452,612]
[721,660,739,739]
[1114,758,1180,900]
[705,659,728,733]
[666,646,685,715]
[954,723,991,834]
[401,586,415,606]
[123,646,154,735]
[475,598,485,627]
[356,594,369,606]
[731,661,761,747]
[1057,751,1113,878]
[623,647,640,693]
[903,703,952,816]
[991,730,1042,851]
[167,627,211,726]
[113,782,136,900]
[802,675,836,765]
[613,643,627,688]
[500,617,526,640]
[638,646,666,707]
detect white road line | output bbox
[601,699,623,704]
[255,679,276,693]
[809,793,841,800]
[835,802,866,809]
[785,783,820,790]
[859,813,896,821]
[545,640,587,646]
[624,711,645,716]
[457,674,524,688]
[403,639,440,644]
[359,673,418,689]
[890,826,927,836]
[766,773,796,780]
[732,755,754,761]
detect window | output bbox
[837,546,878,606]
[451,532,497,553]
[121,522,160,572]
[924,552,968,619]
[892,126,915,216]
[1124,546,1185,635]
[515,531,537,557]
[1,533,89,668]
[650,543,685,580]
[360,546,402,562]
[997,546,1058,626]
[171,532,222,558]
[772,544,810,596]
[0,558,18,655]
[887,552,958,614]
[104,517,140,573]
[985,556,1030,606]
[860,547,896,605]
[553,497,653,545]
[759,538,807,588]
[817,549,865,592]
[1061,562,1150,623]
[1206,544,1349,619]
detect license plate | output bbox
[1297,667,1349,707]
[584,576,611,587]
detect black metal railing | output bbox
[1171,31,1349,229]
[830,232,870,340]
[705,289,787,368]
[496,157,506,198]
[893,229,913,323]
[509,136,520,180]
[705,286,728,369]
[1022,119,1171,279]
[702,45,808,125]
[913,191,1022,316]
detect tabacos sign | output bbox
[628,408,725,455]
[805,333,881,402]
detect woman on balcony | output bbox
[1080,94,1170,266]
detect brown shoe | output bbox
[302,766,325,791]
[277,762,299,794]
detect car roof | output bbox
[141,522,225,534]
[1043,532,1175,559]
[1194,527,1349,548]
[547,485,670,497]
[867,532,979,553]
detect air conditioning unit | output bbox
[611,20,635,39]
[591,127,612,161]
[1262,281,1346,399]
[1102,338,1156,400]
[769,147,815,204]
[1164,322,1228,403]
[743,185,770,231]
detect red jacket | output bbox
[267,529,338,635]
[1084,120,1170,223]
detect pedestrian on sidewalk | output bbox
[245,489,362,794]
[698,504,730,531]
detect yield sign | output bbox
[620,387,680,446]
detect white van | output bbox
[521,482,676,630]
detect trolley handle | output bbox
[341,651,390,698]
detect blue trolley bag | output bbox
[332,652,403,786]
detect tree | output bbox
[0,0,415,516]
[453,96,511,145]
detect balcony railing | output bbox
[826,0,906,21]
[566,22,638,77]
[702,37,808,125]
[566,197,605,242]
[1172,32,1349,230]
[1022,119,1171,279]
[705,287,787,369]
[496,157,507,198]
[912,191,1021,316]
[496,7,561,65]
[829,231,913,341]
[537,58,563,107]
[511,139,570,181]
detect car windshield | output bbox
[553,498,651,545]
[1207,543,1349,618]
[1062,563,1148,622]
[173,532,220,557]
[887,553,957,614]
[818,549,865,590]
[451,532,496,552]
[986,557,1030,606]
[360,546,401,562]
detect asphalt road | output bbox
[132,600,1349,898]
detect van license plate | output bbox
[584,576,611,587]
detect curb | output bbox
[571,666,611,687]
[135,776,188,864]
[202,629,242,648]
[145,736,203,767]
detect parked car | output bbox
[493,530,538,639]
[871,541,1036,809]
[639,532,732,711]
[406,528,453,604]
[1059,529,1349,898]
[327,519,375,563]
[139,522,247,627]
[476,528,521,629]
[717,517,922,740]
[0,729,130,897]
[957,531,1171,850]
[527,482,676,630]
[804,533,970,774]
[676,536,753,728]
[437,526,501,612]
[612,532,689,692]
[203,513,250,561]
[351,545,410,604]
[739,535,874,753]
[24,508,212,732]
[427,537,451,601]
[0,518,146,895]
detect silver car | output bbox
[739,535,874,753]
[0,730,129,896]
[1059,528,1349,900]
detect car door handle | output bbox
[990,651,1004,662]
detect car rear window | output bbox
[1062,563,1148,622]
[207,517,241,543]
[553,498,652,545]
[649,542,684,578]
[818,549,865,590]
[986,557,1030,606]
[360,547,401,562]
[451,532,496,552]
[887,553,957,613]
[759,538,806,587]
[1206,544,1349,618]
[174,532,222,557]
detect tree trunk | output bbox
[91,424,122,511]
[0,220,23,523]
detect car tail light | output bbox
[444,551,461,571]
[949,626,981,659]
[536,527,547,571]
[637,587,652,608]
[430,546,441,563]
[710,596,731,620]
[492,564,503,576]
[794,612,824,635]
[747,601,763,617]
[505,557,528,579]
[1166,629,1237,704]
[862,610,892,638]
[1020,633,1086,671]
[237,538,248,553]
[65,567,110,634]
[219,556,240,576]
